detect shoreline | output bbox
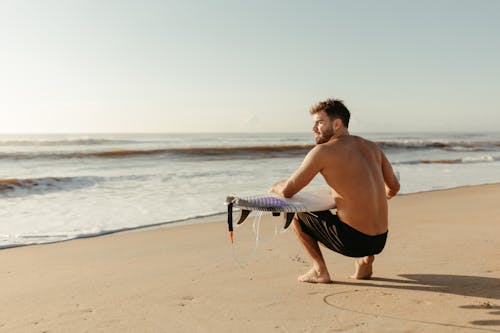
[0,212,227,251]
[2,182,500,251]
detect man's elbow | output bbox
[282,189,294,198]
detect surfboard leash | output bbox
[227,202,234,243]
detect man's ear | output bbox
[333,118,341,130]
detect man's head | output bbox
[310,98,350,127]
[309,98,351,144]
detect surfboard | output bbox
[225,185,336,243]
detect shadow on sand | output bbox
[327,274,500,331]
[334,274,500,300]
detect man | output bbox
[269,99,400,284]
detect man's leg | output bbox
[292,215,331,283]
[350,256,374,279]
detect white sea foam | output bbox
[461,155,496,163]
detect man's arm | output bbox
[269,146,324,198]
[381,151,400,199]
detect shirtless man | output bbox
[270,99,400,283]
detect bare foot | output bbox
[298,267,332,284]
[350,256,374,279]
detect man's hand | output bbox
[385,184,398,200]
[385,174,400,200]
[269,180,287,197]
[382,153,400,200]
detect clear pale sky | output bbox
[1,0,499,133]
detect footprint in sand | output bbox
[178,296,196,307]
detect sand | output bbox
[1,184,499,332]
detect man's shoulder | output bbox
[328,135,374,147]
[350,134,370,142]
[306,142,336,161]
[352,135,379,149]
[313,135,379,153]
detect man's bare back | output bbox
[318,135,390,235]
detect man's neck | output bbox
[331,128,350,140]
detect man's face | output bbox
[312,111,334,144]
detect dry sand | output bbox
[1,184,499,332]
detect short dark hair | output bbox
[310,98,350,128]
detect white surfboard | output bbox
[225,185,336,242]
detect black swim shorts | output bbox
[296,210,387,258]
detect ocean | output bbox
[1,132,499,248]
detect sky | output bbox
[0,0,499,133]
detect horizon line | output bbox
[1,130,500,136]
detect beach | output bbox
[1,184,499,332]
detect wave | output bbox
[0,138,136,146]
[377,140,500,152]
[1,139,499,161]
[396,155,500,165]
[0,176,100,196]
[0,144,315,160]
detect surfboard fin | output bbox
[284,212,295,229]
[236,209,251,225]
